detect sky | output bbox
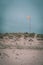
[0,0,43,34]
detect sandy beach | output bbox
[0,49,43,65]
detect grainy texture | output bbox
[0,49,43,65]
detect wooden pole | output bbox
[29,17,31,33]
[26,16,31,33]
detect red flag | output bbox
[26,16,31,20]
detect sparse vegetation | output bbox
[0,33,3,39]
[24,32,35,39]
[0,33,43,39]
[0,33,43,49]
[37,34,43,38]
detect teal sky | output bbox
[0,0,43,33]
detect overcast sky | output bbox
[0,0,43,33]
